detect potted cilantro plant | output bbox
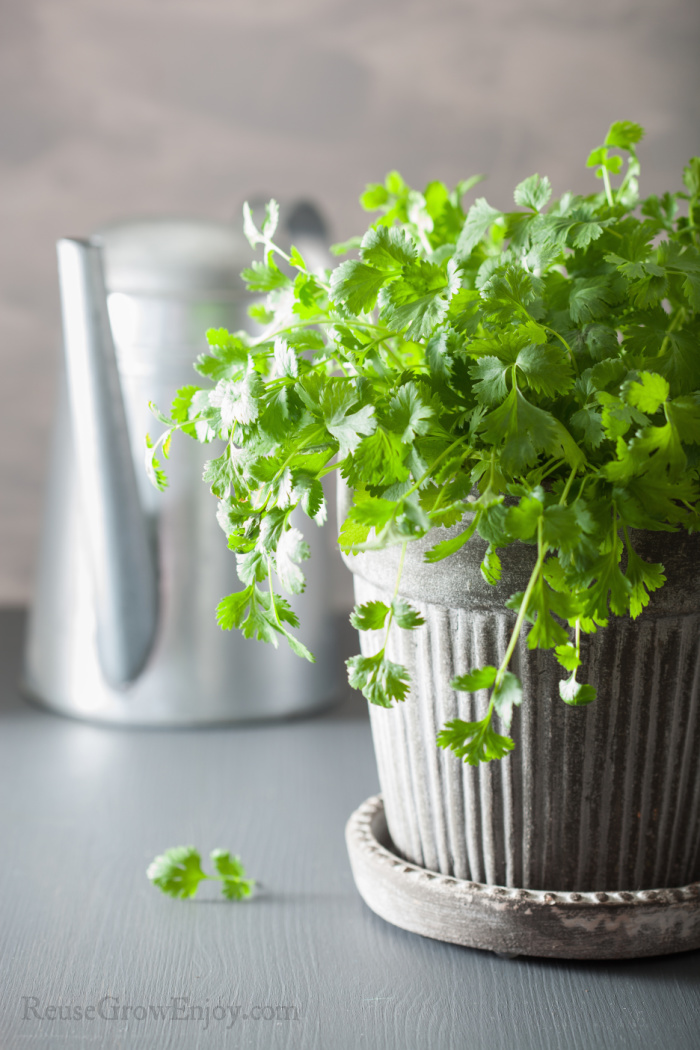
[149,122,700,958]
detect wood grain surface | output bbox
[0,609,699,1049]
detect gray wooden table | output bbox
[1,609,699,1050]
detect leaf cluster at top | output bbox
[147,123,700,763]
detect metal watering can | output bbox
[23,207,342,724]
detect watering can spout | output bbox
[56,238,158,686]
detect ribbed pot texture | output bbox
[345,523,700,893]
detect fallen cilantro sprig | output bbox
[147,122,700,766]
[146,847,255,900]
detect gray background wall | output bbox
[1,0,699,602]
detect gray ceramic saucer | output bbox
[346,795,700,959]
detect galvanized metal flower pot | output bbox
[343,520,700,958]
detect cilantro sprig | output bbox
[146,847,255,900]
[148,122,700,765]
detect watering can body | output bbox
[23,216,343,725]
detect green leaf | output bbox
[521,576,572,649]
[330,260,386,313]
[274,338,299,378]
[666,395,700,443]
[275,527,310,594]
[346,652,411,707]
[506,492,543,542]
[262,199,280,240]
[338,513,372,550]
[216,586,285,647]
[236,549,267,586]
[360,225,416,270]
[360,182,390,210]
[625,547,665,618]
[170,385,200,437]
[570,406,605,449]
[515,343,574,398]
[330,235,363,256]
[480,386,584,475]
[544,207,610,250]
[281,626,315,663]
[348,428,409,487]
[146,847,207,899]
[577,538,632,620]
[569,277,613,325]
[209,850,255,901]
[604,419,686,483]
[481,544,502,584]
[625,371,669,414]
[144,433,169,492]
[241,258,290,292]
[451,665,498,692]
[378,260,452,339]
[470,357,510,405]
[247,302,274,324]
[424,515,479,563]
[242,202,262,248]
[386,382,433,441]
[597,391,647,442]
[682,156,700,199]
[198,329,250,382]
[425,331,453,380]
[437,717,514,765]
[514,174,552,212]
[326,402,376,459]
[481,265,543,316]
[454,198,502,263]
[338,491,401,551]
[293,473,327,524]
[391,599,425,629]
[559,674,597,706]
[605,121,644,150]
[350,601,390,630]
[555,643,581,671]
[209,373,262,428]
[492,672,523,729]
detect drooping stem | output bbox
[382,541,408,652]
[494,517,546,690]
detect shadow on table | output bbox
[513,946,700,986]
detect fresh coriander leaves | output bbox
[146,847,255,900]
[147,124,700,766]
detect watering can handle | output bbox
[56,238,158,687]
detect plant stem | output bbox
[417,228,433,256]
[494,517,546,689]
[382,541,409,652]
[543,325,579,375]
[402,435,471,500]
[658,306,687,358]
[602,166,614,208]
[253,317,394,350]
[267,563,285,631]
[559,465,579,505]
[537,456,564,484]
